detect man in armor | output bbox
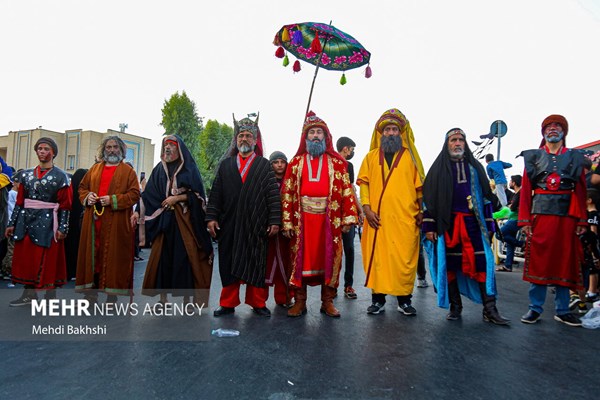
[519,114,587,327]
[5,137,72,306]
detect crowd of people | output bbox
[1,112,599,329]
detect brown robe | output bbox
[75,162,140,295]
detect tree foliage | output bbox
[199,119,233,193]
[160,91,203,162]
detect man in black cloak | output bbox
[206,114,281,317]
[142,135,213,305]
[422,128,509,325]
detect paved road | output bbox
[0,241,597,399]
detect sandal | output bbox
[495,266,512,272]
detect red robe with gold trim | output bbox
[282,154,358,288]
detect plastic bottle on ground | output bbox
[211,328,240,337]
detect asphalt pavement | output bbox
[0,239,597,400]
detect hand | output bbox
[161,196,179,209]
[415,212,423,227]
[364,207,381,229]
[358,213,365,225]
[5,226,14,238]
[98,195,111,207]
[341,225,351,233]
[425,232,437,242]
[87,192,98,206]
[267,225,280,237]
[282,229,294,239]
[576,225,587,235]
[130,212,139,228]
[56,231,67,241]
[522,225,532,236]
[207,220,220,239]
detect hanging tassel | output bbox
[292,30,303,45]
[293,60,301,73]
[365,65,372,78]
[340,73,347,85]
[275,46,285,58]
[310,34,322,53]
[283,55,289,67]
[282,27,290,42]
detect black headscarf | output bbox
[143,135,212,252]
[423,128,500,235]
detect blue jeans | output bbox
[500,219,521,268]
[528,283,570,315]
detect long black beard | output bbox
[306,139,326,157]
[380,135,402,154]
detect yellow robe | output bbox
[357,149,423,296]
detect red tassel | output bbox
[310,35,322,53]
[365,65,372,78]
[275,46,285,58]
[293,60,301,73]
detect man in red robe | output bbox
[76,136,140,303]
[282,111,358,318]
[519,114,587,327]
[6,137,72,306]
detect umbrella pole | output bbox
[305,64,322,116]
[304,28,332,116]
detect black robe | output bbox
[142,136,213,292]
[206,155,281,288]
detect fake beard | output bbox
[380,135,402,154]
[544,131,564,143]
[306,139,326,157]
[237,144,254,153]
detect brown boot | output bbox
[320,286,341,318]
[287,285,307,317]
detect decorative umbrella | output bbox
[273,22,372,115]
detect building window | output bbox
[67,155,76,170]
[125,148,135,167]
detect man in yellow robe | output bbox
[357,109,425,316]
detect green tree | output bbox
[160,91,203,162]
[199,119,233,193]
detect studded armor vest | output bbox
[8,167,70,248]
[522,148,584,216]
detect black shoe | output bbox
[366,302,385,315]
[553,313,582,327]
[483,310,510,325]
[520,310,541,324]
[252,306,271,317]
[446,306,462,321]
[213,306,235,317]
[397,303,417,316]
[44,290,57,300]
[9,294,38,307]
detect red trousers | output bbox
[220,280,268,308]
[267,271,294,305]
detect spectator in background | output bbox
[496,175,524,272]
[336,136,363,300]
[64,168,87,280]
[485,153,512,207]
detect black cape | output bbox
[143,136,213,259]
[206,155,281,288]
[423,140,500,235]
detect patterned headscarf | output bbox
[293,111,346,163]
[369,109,425,182]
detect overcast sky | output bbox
[1,0,599,177]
